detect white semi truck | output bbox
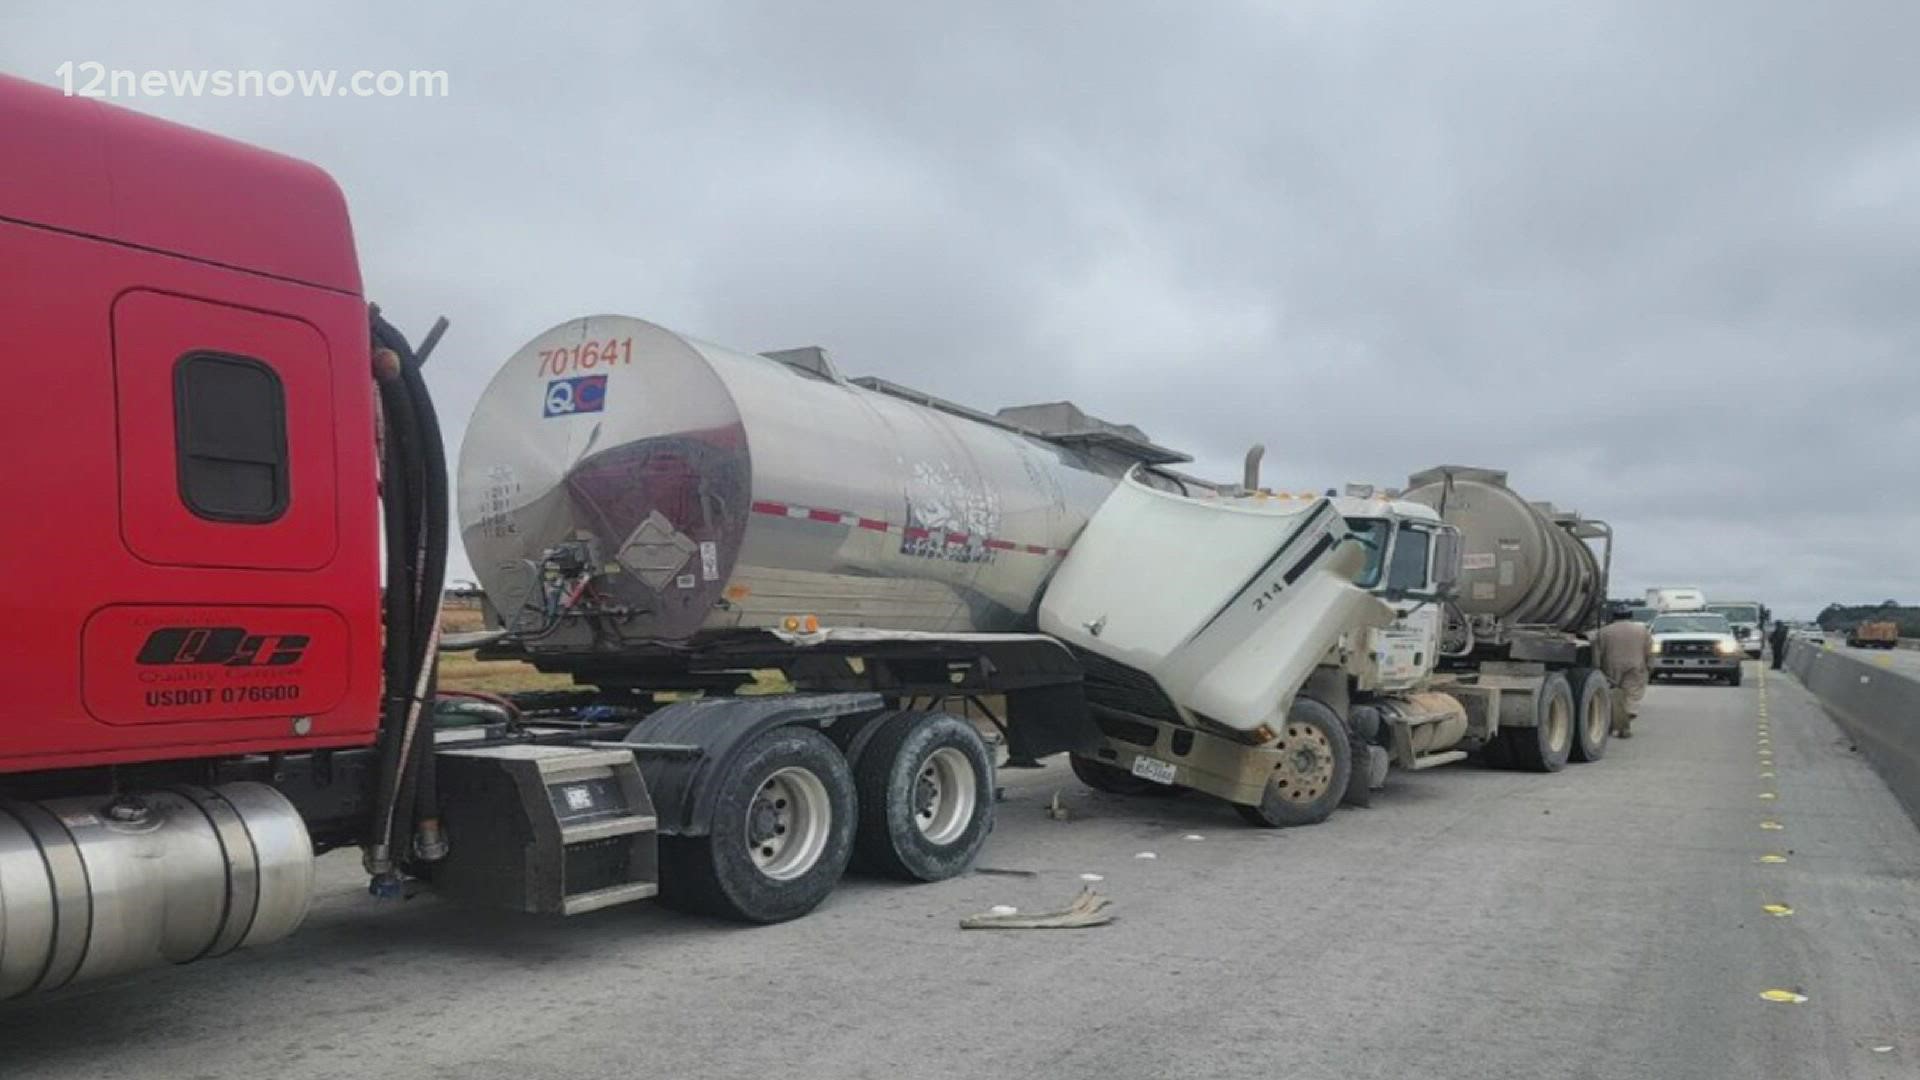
[1058,466,1621,812]
[1313,469,1617,789]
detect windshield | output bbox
[1348,518,1389,588]
[1652,614,1732,635]
[1707,604,1760,624]
[1386,526,1431,592]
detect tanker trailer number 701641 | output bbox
[537,336,635,375]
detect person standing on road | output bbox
[1592,606,1653,738]
[1769,620,1791,670]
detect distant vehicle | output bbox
[1794,626,1828,647]
[1649,612,1744,686]
[1629,606,1658,624]
[1706,601,1764,659]
[1847,621,1900,650]
[1646,587,1708,613]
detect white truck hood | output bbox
[1039,474,1390,732]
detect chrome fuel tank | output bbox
[457,316,1188,651]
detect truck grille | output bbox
[1075,651,1182,726]
[1663,640,1718,657]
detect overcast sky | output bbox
[7,1,1916,617]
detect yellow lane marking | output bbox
[1761,821,1785,830]
[1760,989,1808,1004]
[1760,771,1775,779]
[1759,792,1776,800]
[1763,903,1795,917]
[1758,854,1788,863]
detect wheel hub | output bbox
[746,767,831,881]
[912,747,978,845]
[748,800,782,846]
[1271,723,1334,804]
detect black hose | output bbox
[368,362,417,869]
[400,351,449,834]
[366,310,450,877]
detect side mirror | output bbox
[1427,526,1463,599]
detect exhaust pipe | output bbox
[1242,443,1266,493]
[0,782,313,999]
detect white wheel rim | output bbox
[1272,722,1334,804]
[747,766,832,881]
[1546,693,1572,752]
[1584,689,1608,745]
[913,747,977,846]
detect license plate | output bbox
[1130,756,1177,785]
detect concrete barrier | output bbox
[1785,640,1920,827]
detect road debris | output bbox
[960,888,1113,930]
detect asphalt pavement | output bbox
[1828,641,1920,680]
[4,662,1917,1080]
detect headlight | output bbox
[1650,640,1662,654]
[1716,639,1740,655]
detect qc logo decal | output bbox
[544,375,608,417]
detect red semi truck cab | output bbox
[0,74,382,774]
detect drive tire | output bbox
[657,726,855,924]
[1502,673,1574,773]
[851,711,995,882]
[1567,667,1611,763]
[1726,666,1744,687]
[1235,697,1351,828]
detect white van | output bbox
[1646,587,1708,613]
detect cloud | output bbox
[6,0,1916,615]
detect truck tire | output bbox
[1341,710,1380,807]
[1070,754,1167,796]
[657,726,856,923]
[1567,667,1611,763]
[1502,673,1573,773]
[851,711,995,882]
[1235,697,1351,828]
[1726,666,1744,687]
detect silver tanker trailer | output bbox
[456,315,1390,922]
